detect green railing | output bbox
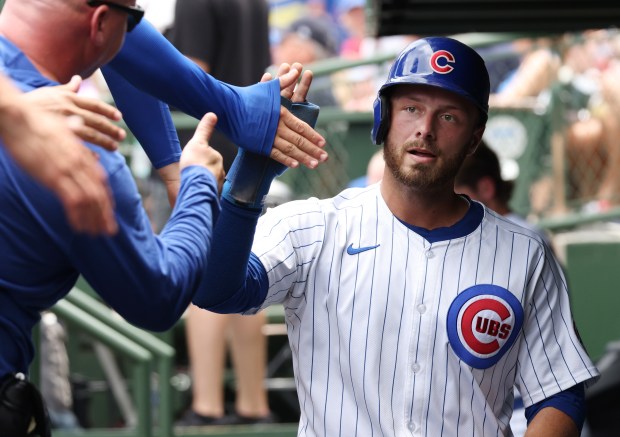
[50,286,176,437]
[50,297,153,437]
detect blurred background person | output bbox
[169,0,272,171]
[454,141,552,248]
[169,0,275,427]
[271,16,340,108]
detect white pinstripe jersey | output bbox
[250,183,599,436]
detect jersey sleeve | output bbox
[101,65,181,169]
[106,19,281,156]
[251,198,325,310]
[68,159,220,332]
[515,250,599,406]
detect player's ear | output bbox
[467,126,485,156]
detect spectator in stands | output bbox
[454,141,552,248]
[271,16,340,108]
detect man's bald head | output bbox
[0,0,132,83]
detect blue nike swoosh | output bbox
[346,243,380,255]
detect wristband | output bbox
[221,97,319,210]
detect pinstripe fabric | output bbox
[251,184,598,436]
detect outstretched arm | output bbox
[193,67,316,311]
[105,19,326,169]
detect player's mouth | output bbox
[407,147,437,163]
[407,147,437,158]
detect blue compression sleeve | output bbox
[525,383,585,430]
[107,19,280,156]
[101,65,181,169]
[193,199,268,312]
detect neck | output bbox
[0,1,89,83]
[380,176,470,230]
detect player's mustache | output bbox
[403,140,439,155]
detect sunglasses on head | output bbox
[87,0,144,32]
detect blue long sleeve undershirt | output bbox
[103,20,281,162]
[193,199,268,313]
[525,382,585,431]
[101,65,180,169]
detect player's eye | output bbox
[405,106,418,114]
[441,113,456,122]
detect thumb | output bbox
[192,113,218,144]
[62,75,83,93]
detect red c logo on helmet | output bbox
[430,50,455,74]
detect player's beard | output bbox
[384,137,471,190]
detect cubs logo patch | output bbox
[447,284,523,369]
[430,50,455,74]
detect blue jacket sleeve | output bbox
[192,199,268,313]
[69,161,220,332]
[101,65,181,169]
[106,19,281,156]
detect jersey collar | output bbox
[398,196,484,243]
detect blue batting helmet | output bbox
[371,37,490,145]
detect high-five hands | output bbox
[269,63,328,169]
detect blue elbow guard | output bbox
[221,97,319,210]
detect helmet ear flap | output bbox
[371,94,390,145]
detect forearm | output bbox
[72,165,219,331]
[525,407,579,437]
[193,199,265,311]
[101,65,181,169]
[107,19,280,155]
[156,162,180,207]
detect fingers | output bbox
[192,112,218,143]
[278,63,303,100]
[63,75,83,93]
[68,114,125,152]
[270,107,327,169]
[26,82,125,151]
[180,113,225,184]
[291,70,313,103]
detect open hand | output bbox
[24,75,126,151]
[264,63,328,169]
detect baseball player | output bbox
[193,37,599,435]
